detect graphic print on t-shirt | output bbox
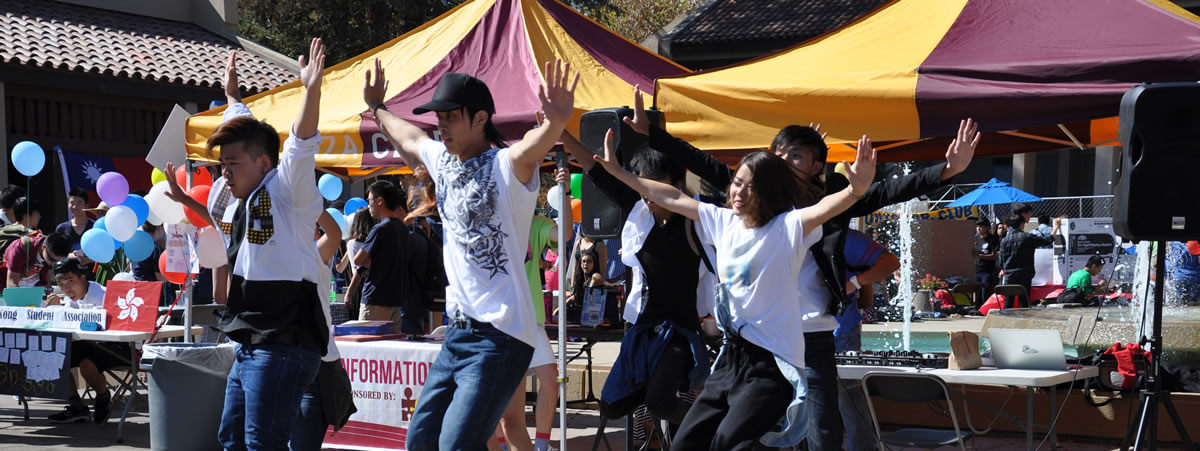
[247,189,274,245]
[434,149,509,279]
[722,236,755,289]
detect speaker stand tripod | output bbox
[1122,241,1196,451]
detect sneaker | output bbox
[93,394,112,424]
[48,404,90,423]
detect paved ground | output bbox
[1,317,1166,450]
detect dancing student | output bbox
[593,126,877,450]
[362,57,579,449]
[166,38,330,449]
[626,86,981,447]
[559,120,729,428]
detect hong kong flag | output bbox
[103,281,162,332]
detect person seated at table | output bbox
[4,229,70,289]
[43,259,129,424]
[562,249,607,318]
[1062,255,1106,305]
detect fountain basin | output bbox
[981,306,1200,366]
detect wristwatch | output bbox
[849,276,862,290]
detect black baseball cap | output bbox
[412,73,496,115]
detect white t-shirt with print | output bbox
[418,139,540,348]
[697,203,821,369]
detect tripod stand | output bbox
[1122,241,1196,451]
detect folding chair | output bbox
[994,284,1030,309]
[862,372,970,450]
[950,283,980,309]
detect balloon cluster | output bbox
[546,174,583,223]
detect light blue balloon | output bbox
[318,174,343,201]
[122,194,150,225]
[93,217,122,250]
[122,230,154,262]
[81,228,116,263]
[325,208,346,234]
[11,141,45,176]
[344,197,368,216]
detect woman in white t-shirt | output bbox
[592,130,877,450]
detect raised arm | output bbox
[277,38,326,209]
[508,60,580,186]
[801,135,877,230]
[316,210,342,262]
[364,58,427,170]
[560,130,640,210]
[223,50,242,105]
[622,86,732,191]
[592,129,699,221]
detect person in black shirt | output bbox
[54,188,94,253]
[562,121,725,426]
[996,214,1060,307]
[613,87,980,449]
[973,217,1000,303]
[354,180,424,334]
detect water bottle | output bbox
[329,273,337,303]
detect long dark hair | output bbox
[570,248,601,299]
[349,207,375,242]
[404,165,439,223]
[731,151,823,228]
[468,107,507,149]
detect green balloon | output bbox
[570,173,583,199]
[150,168,167,185]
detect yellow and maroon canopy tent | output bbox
[655,0,1200,163]
[185,0,687,177]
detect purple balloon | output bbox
[96,172,129,206]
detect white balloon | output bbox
[111,272,137,282]
[105,205,139,242]
[197,226,227,268]
[546,185,563,212]
[147,208,163,226]
[342,213,354,240]
[146,182,186,224]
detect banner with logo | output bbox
[324,340,442,450]
[103,281,162,332]
[861,205,981,227]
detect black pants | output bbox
[600,333,693,423]
[804,331,842,451]
[671,335,791,451]
[1003,274,1033,308]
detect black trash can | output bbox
[140,343,235,451]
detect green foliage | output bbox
[572,0,702,42]
[238,0,463,65]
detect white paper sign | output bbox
[145,104,191,171]
[164,223,199,275]
[0,307,107,329]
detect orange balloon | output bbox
[571,198,582,224]
[185,185,212,227]
[175,165,213,189]
[1187,241,1200,256]
[158,252,190,285]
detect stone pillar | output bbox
[1012,152,1037,193]
[1093,146,1119,195]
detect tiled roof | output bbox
[669,0,889,48]
[0,0,294,93]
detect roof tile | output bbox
[0,0,293,93]
[670,0,889,49]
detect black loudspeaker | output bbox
[1113,83,1200,240]
[577,107,664,238]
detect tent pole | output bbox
[554,150,569,451]
[183,160,195,343]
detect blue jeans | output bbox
[218,344,321,451]
[803,331,842,451]
[833,323,876,451]
[404,315,534,451]
[290,377,326,451]
[976,271,998,305]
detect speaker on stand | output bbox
[577,107,663,239]
[1114,82,1198,451]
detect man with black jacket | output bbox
[620,88,980,449]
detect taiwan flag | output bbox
[56,147,154,209]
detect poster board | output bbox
[0,328,73,399]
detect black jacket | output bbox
[648,125,953,314]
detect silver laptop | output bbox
[988,328,1068,370]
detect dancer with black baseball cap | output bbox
[363,58,578,450]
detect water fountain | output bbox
[983,241,1200,366]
